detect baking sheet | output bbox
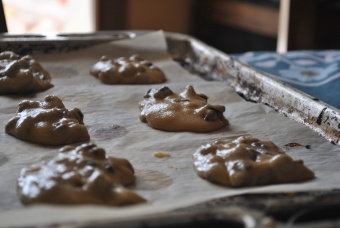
[0,30,339,227]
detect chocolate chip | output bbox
[154,86,173,99]
[204,110,217,121]
[104,163,115,173]
[86,160,95,166]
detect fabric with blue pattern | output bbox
[233,51,340,109]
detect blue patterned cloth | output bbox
[232,51,340,109]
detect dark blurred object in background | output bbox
[192,0,279,53]
[193,0,340,53]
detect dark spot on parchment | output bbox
[132,170,172,190]
[89,124,128,140]
[284,143,304,150]
[0,153,8,166]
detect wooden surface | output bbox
[95,0,127,31]
[200,0,279,38]
[95,0,193,34]
[288,0,316,50]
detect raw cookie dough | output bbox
[90,54,166,84]
[139,85,229,132]
[0,51,53,94]
[193,136,315,187]
[17,143,146,206]
[5,95,90,146]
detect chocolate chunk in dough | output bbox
[139,85,229,132]
[193,136,315,187]
[5,95,90,146]
[90,54,166,84]
[0,51,53,94]
[17,143,146,206]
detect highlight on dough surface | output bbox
[193,136,315,187]
[90,54,166,84]
[5,95,90,146]
[17,143,146,206]
[139,85,229,132]
[0,51,53,94]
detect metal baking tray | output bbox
[1,31,338,147]
[0,31,339,227]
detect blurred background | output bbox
[3,0,95,33]
[2,0,340,53]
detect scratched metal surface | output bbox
[0,31,340,228]
[165,33,340,147]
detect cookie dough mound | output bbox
[90,54,166,84]
[193,136,315,187]
[0,51,53,94]
[5,95,90,146]
[17,143,146,206]
[139,85,229,132]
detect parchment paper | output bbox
[0,31,339,227]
